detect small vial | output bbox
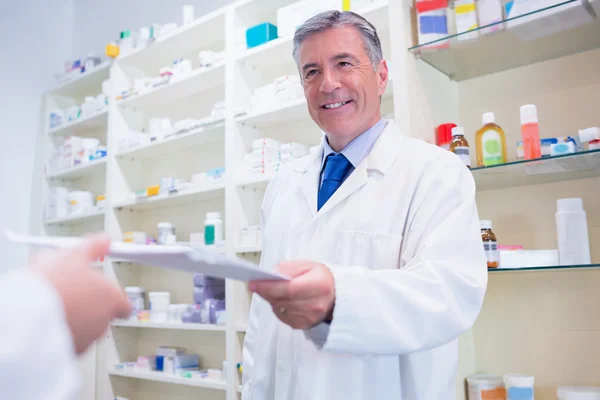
[450,126,471,168]
[481,220,499,268]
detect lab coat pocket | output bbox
[335,231,402,270]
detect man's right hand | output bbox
[34,234,131,354]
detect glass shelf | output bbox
[489,263,600,273]
[471,149,600,191]
[409,1,600,80]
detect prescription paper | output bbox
[4,230,288,282]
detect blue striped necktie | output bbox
[318,153,352,211]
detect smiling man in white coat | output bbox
[242,10,488,400]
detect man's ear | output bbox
[377,59,389,96]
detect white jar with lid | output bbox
[149,292,171,322]
[204,212,223,246]
[467,374,505,400]
[504,374,534,400]
[556,198,591,265]
[558,386,600,400]
[157,222,176,245]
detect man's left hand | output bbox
[248,261,335,330]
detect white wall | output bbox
[0,0,73,272]
[72,0,235,59]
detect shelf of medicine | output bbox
[471,149,600,191]
[409,2,600,81]
[235,1,390,71]
[117,62,225,110]
[111,319,226,331]
[113,185,225,211]
[488,263,600,273]
[50,60,112,98]
[108,369,228,390]
[43,209,105,226]
[48,109,108,137]
[46,157,107,180]
[116,8,226,72]
[116,122,225,160]
[236,78,393,128]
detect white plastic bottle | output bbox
[204,212,224,246]
[556,198,591,266]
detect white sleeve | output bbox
[0,269,80,399]
[309,159,488,355]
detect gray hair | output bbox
[292,10,383,71]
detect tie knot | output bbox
[323,153,352,182]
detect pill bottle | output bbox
[504,374,534,400]
[450,126,471,168]
[205,212,223,246]
[149,292,171,323]
[125,286,145,318]
[467,375,505,400]
[157,222,175,245]
[481,220,499,268]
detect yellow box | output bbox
[147,185,160,197]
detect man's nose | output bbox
[319,68,341,93]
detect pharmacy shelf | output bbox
[112,319,226,331]
[50,61,111,99]
[235,173,275,190]
[108,369,227,390]
[117,63,225,109]
[236,79,393,128]
[489,263,600,273]
[43,210,105,226]
[235,1,389,71]
[46,158,107,181]
[113,185,225,211]
[117,122,224,160]
[409,2,600,80]
[472,149,600,191]
[117,8,226,72]
[235,246,263,254]
[48,109,108,137]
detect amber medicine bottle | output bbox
[450,126,471,168]
[481,220,499,268]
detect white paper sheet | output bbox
[4,230,288,282]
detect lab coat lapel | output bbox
[316,120,405,216]
[295,151,322,217]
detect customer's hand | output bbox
[33,234,131,354]
[249,261,335,330]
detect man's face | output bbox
[297,25,388,151]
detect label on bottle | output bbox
[454,146,471,167]
[481,129,504,166]
[483,240,499,265]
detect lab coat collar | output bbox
[294,120,406,218]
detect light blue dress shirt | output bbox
[320,118,388,187]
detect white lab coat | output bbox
[0,269,79,399]
[242,120,488,400]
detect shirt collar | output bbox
[321,117,387,170]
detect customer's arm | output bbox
[0,235,130,399]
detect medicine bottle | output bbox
[204,212,224,246]
[450,126,471,168]
[476,112,507,167]
[481,220,499,268]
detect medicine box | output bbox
[415,0,450,49]
[246,23,278,49]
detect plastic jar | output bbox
[149,292,171,322]
[125,287,145,318]
[204,212,223,246]
[157,222,176,245]
[467,375,506,400]
[504,374,534,400]
[558,386,600,400]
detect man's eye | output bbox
[339,61,351,67]
[306,70,318,78]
